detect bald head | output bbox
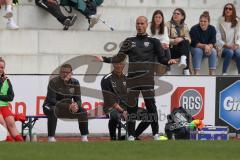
[136,16,148,35]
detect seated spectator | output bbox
[42,64,89,142]
[190,11,217,75]
[147,10,172,75]
[0,0,19,29]
[35,0,77,30]
[216,3,240,75]
[166,8,191,75]
[0,57,24,142]
[60,0,103,28]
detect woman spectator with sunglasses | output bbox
[166,8,191,75]
[216,3,240,75]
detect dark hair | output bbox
[60,64,72,71]
[222,3,237,27]
[171,8,186,24]
[150,10,165,35]
[111,54,126,63]
[200,11,210,22]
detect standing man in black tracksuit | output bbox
[42,64,89,142]
[97,16,177,141]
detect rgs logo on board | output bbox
[171,87,205,119]
[219,80,240,130]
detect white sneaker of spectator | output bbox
[81,135,88,142]
[48,136,56,142]
[183,69,190,75]
[127,135,135,141]
[153,134,160,141]
[179,55,187,68]
[89,14,101,28]
[222,73,228,76]
[6,20,19,30]
[3,5,13,19]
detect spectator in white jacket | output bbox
[216,3,240,75]
[147,10,171,74]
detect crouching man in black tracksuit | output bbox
[42,64,89,142]
[97,16,178,141]
[101,56,128,140]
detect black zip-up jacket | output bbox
[43,76,82,108]
[101,72,127,113]
[0,78,14,102]
[103,34,169,78]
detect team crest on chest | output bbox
[144,41,150,47]
[69,87,75,94]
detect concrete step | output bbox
[0,3,231,31]
[0,30,132,55]
[21,0,240,9]
[0,29,131,74]
[0,29,238,75]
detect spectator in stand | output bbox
[0,57,24,142]
[190,11,217,75]
[35,0,77,30]
[166,8,191,75]
[216,3,240,75]
[147,10,172,75]
[0,0,19,29]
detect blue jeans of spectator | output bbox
[222,48,240,74]
[191,47,217,70]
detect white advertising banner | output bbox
[8,75,216,134]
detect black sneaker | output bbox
[68,14,77,26]
[63,18,71,30]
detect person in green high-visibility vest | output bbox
[0,57,24,142]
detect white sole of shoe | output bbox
[89,15,101,28]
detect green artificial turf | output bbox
[0,141,239,160]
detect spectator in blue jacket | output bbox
[190,11,217,75]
